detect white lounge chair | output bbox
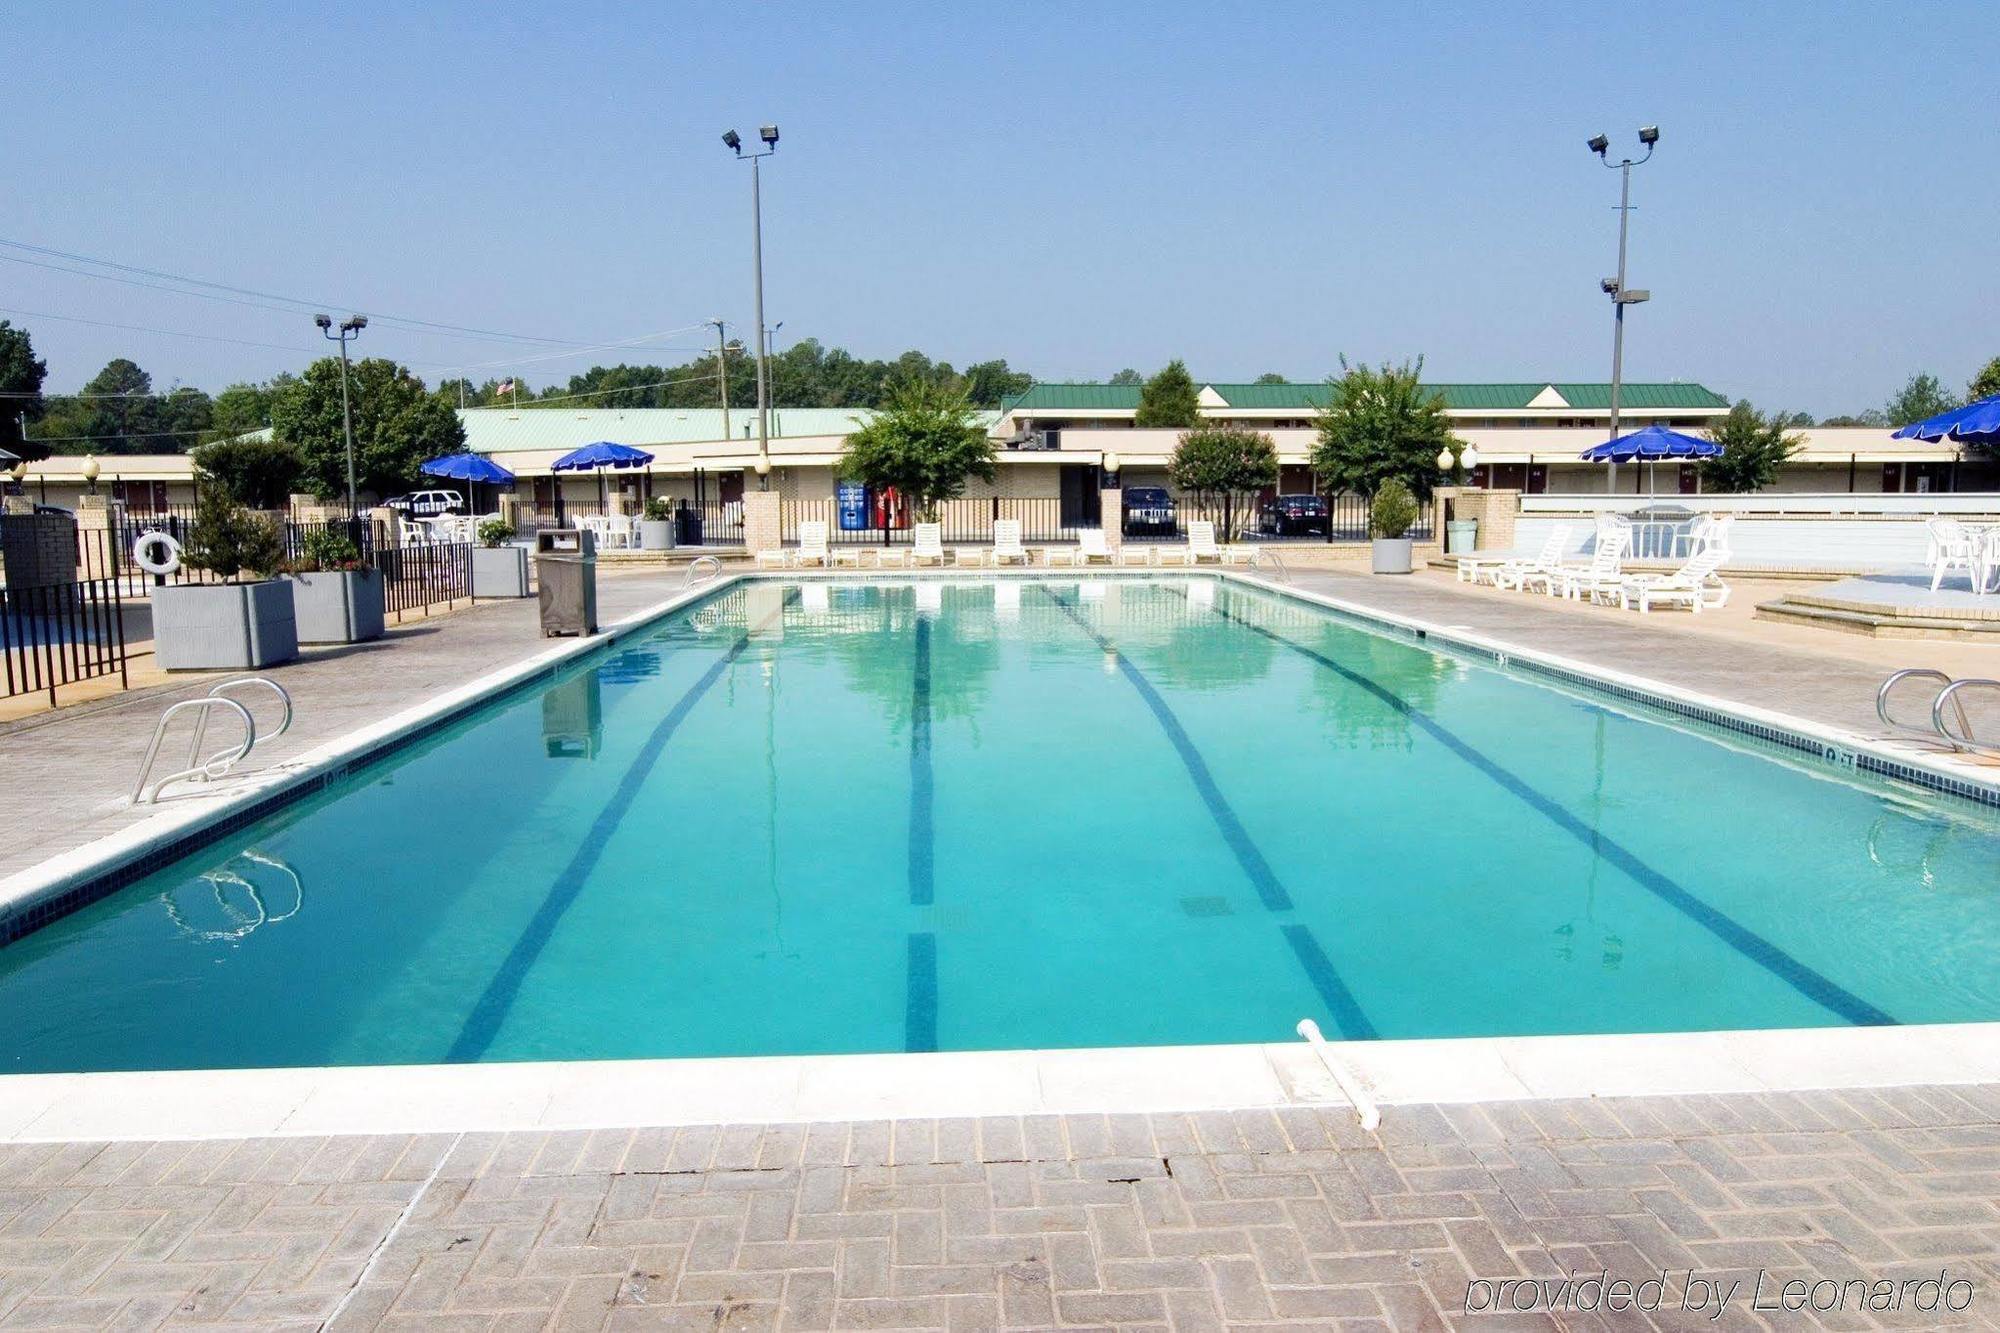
[1617,545,1730,613]
[1160,520,1225,566]
[1462,524,1571,586]
[1116,542,1157,566]
[794,520,831,569]
[828,542,865,569]
[985,519,1031,567]
[910,522,947,567]
[1494,530,1574,594]
[1554,528,1633,603]
[1045,529,1113,566]
[1927,517,1985,593]
[1687,513,1735,560]
[753,544,791,569]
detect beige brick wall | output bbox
[2,512,80,590]
[742,490,781,555]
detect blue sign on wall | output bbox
[836,481,870,531]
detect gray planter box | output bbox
[472,545,531,598]
[639,519,674,551]
[286,569,385,644]
[1370,537,1414,574]
[153,580,299,671]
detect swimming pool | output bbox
[3,576,1997,1074]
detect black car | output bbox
[1122,486,1177,536]
[1259,493,1330,536]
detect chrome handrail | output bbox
[682,554,723,589]
[1247,548,1292,583]
[186,677,292,772]
[1876,668,1966,741]
[133,697,256,804]
[1933,679,2000,757]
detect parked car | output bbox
[1122,486,1177,536]
[385,489,464,517]
[1258,493,1331,536]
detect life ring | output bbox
[132,531,183,575]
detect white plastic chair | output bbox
[1928,517,1982,593]
[910,523,946,567]
[987,519,1031,567]
[1618,545,1730,613]
[1160,520,1223,566]
[1465,524,1571,586]
[794,520,831,568]
[1495,529,1575,594]
[1555,527,1634,603]
[1046,529,1112,566]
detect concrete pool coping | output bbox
[2,566,1997,1143]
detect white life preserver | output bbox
[132,531,183,575]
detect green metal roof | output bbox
[1002,380,1728,413]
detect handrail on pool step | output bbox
[681,554,723,589]
[1877,668,1975,748]
[1296,1018,1381,1131]
[1933,679,2000,758]
[132,676,293,805]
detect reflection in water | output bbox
[1551,711,1625,971]
[542,671,603,758]
[160,849,302,942]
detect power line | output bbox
[23,427,211,444]
[497,369,727,407]
[0,304,370,359]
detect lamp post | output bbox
[1587,126,1658,496]
[707,318,733,445]
[723,124,779,489]
[82,455,99,495]
[315,313,368,518]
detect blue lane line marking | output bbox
[909,616,934,907]
[1283,925,1379,1041]
[446,593,797,1062]
[906,932,938,1052]
[1039,587,1292,912]
[1189,584,1897,1029]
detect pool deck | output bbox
[3,567,1999,1328]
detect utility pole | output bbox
[315,314,368,519]
[723,124,779,489]
[1587,127,1658,496]
[709,318,731,443]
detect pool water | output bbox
[4,578,1998,1074]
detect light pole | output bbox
[723,124,778,488]
[707,318,733,444]
[1587,126,1657,495]
[316,313,368,518]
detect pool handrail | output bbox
[133,697,256,805]
[682,554,723,589]
[1295,1018,1380,1130]
[1933,679,2000,757]
[1876,668,1971,744]
[186,677,292,772]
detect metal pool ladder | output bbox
[1246,548,1292,582]
[1876,668,2000,758]
[681,554,723,589]
[133,677,293,804]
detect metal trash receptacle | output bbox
[536,528,598,636]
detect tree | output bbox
[959,358,1033,407]
[191,436,306,508]
[1253,372,1288,385]
[272,356,465,502]
[1969,356,2000,402]
[1884,372,1959,428]
[1134,360,1201,428]
[181,486,284,582]
[1698,402,1804,494]
[1167,425,1278,540]
[1108,368,1143,386]
[835,378,996,520]
[207,376,293,441]
[1820,410,1887,427]
[0,320,48,461]
[1310,357,1459,502]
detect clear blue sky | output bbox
[6,2,1995,416]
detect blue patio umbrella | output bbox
[420,452,517,484]
[550,441,655,517]
[1892,394,2000,445]
[1580,423,1723,496]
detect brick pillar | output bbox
[497,493,522,533]
[1100,487,1123,554]
[1456,488,1521,551]
[74,494,119,581]
[1431,486,1460,551]
[742,489,781,556]
[1,512,79,589]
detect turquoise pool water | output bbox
[4,577,1998,1073]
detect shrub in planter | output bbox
[284,527,384,644]
[471,518,530,597]
[1369,480,1418,575]
[639,497,674,550]
[153,491,300,670]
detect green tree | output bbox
[1108,368,1143,386]
[1166,425,1278,541]
[959,358,1033,407]
[1969,356,2000,402]
[191,436,305,508]
[1884,372,1959,427]
[272,356,465,502]
[1310,357,1459,502]
[1253,371,1288,385]
[835,378,996,520]
[1698,402,1804,494]
[1820,410,1887,427]
[208,376,291,440]
[181,486,284,581]
[0,320,48,461]
[1134,359,1202,428]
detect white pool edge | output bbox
[3,566,1996,1143]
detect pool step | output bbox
[1754,597,2000,640]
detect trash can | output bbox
[536,528,597,636]
[1446,519,1478,554]
[675,502,705,547]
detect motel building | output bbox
[9,381,1994,527]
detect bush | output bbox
[643,496,671,521]
[183,489,285,581]
[191,436,304,508]
[1370,480,1418,539]
[477,518,516,548]
[292,526,363,573]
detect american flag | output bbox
[497,379,516,396]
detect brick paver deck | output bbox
[0,1088,1996,1330]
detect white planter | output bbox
[1370,537,1414,574]
[153,580,299,671]
[639,519,674,551]
[286,569,385,644]
[472,545,530,598]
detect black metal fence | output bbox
[374,540,472,620]
[1122,492,1430,543]
[783,496,1084,546]
[668,499,744,547]
[1,577,128,705]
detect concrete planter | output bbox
[472,545,531,598]
[1370,537,1414,574]
[153,580,299,671]
[638,519,674,551]
[286,569,385,644]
